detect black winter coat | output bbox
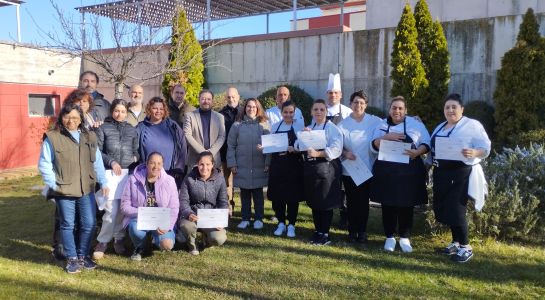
[96,117,139,169]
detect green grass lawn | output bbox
[0,176,544,299]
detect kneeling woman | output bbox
[370,96,430,253]
[297,99,343,245]
[429,93,491,263]
[120,152,179,261]
[178,151,229,255]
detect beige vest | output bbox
[46,130,97,197]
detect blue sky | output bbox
[0,0,321,47]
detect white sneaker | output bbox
[253,220,264,230]
[189,249,200,256]
[399,238,413,253]
[274,223,286,236]
[237,221,250,229]
[286,224,296,238]
[384,237,396,252]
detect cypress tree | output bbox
[390,3,429,119]
[161,6,204,106]
[414,0,450,129]
[494,8,545,146]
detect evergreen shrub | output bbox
[463,101,495,139]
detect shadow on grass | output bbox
[226,238,545,286]
[0,277,139,300]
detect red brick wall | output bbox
[0,83,76,170]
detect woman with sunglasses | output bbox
[136,97,188,187]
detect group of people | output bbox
[38,70,491,274]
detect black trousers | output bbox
[382,205,413,238]
[342,176,371,234]
[312,209,333,234]
[451,221,469,245]
[272,200,299,225]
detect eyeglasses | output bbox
[62,116,81,121]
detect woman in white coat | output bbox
[429,93,491,263]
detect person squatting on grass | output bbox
[93,99,140,260]
[120,152,179,261]
[428,93,491,263]
[38,100,109,274]
[178,151,229,256]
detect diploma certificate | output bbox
[261,133,289,154]
[197,209,229,229]
[296,130,327,151]
[435,137,469,162]
[341,154,373,186]
[137,207,171,231]
[378,140,411,164]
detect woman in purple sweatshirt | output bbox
[120,152,179,261]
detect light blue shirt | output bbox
[38,130,108,191]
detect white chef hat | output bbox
[327,73,341,92]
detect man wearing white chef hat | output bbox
[326,73,352,125]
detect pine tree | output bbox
[414,0,450,129]
[494,8,545,146]
[390,3,429,118]
[161,6,204,106]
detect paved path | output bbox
[0,166,39,181]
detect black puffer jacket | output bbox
[96,117,139,169]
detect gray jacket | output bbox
[227,116,270,189]
[178,167,228,220]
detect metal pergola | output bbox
[0,0,24,42]
[76,0,347,40]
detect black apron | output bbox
[267,121,303,203]
[326,104,344,125]
[302,121,343,210]
[370,118,428,207]
[430,121,472,226]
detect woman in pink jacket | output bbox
[120,152,179,261]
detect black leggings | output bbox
[342,176,371,234]
[312,209,333,234]
[382,205,413,238]
[451,221,469,245]
[272,201,299,225]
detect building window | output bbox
[28,94,57,117]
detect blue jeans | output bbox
[127,219,175,249]
[56,193,96,258]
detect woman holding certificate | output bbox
[120,152,179,261]
[370,96,430,253]
[267,101,304,238]
[179,151,229,255]
[429,93,491,263]
[337,91,382,244]
[227,98,270,230]
[297,99,343,246]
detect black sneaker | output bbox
[65,257,82,274]
[310,232,323,245]
[356,232,369,244]
[347,232,358,243]
[451,247,473,263]
[79,256,97,270]
[316,234,331,246]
